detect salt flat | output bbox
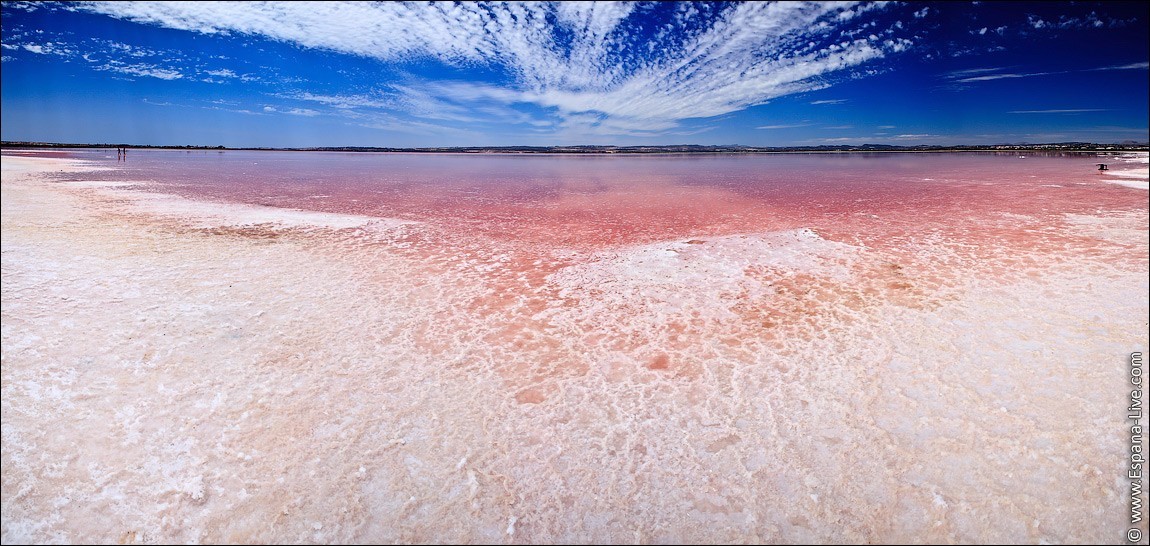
[3,153,1147,544]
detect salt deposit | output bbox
[2,151,1146,544]
[1101,151,1150,189]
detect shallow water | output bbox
[2,150,1147,543]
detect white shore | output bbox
[2,155,1147,544]
[1101,151,1150,190]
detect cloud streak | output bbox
[70,1,912,134]
[263,105,320,117]
[953,71,1055,83]
[757,123,812,130]
[1008,109,1109,114]
[945,60,1146,88]
[1086,61,1150,71]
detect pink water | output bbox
[76,149,1137,236]
[3,149,1147,543]
[51,149,1149,270]
[66,149,1150,304]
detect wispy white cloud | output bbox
[946,60,1145,87]
[804,133,947,146]
[954,71,1054,83]
[286,92,395,110]
[284,107,320,117]
[969,25,1009,37]
[756,123,812,130]
[945,67,1005,78]
[941,65,1071,86]
[810,99,848,105]
[203,104,265,116]
[95,61,184,80]
[15,41,75,56]
[338,107,481,137]
[263,105,321,116]
[205,68,237,78]
[200,67,258,83]
[1008,109,1109,114]
[1027,11,1135,31]
[2,32,257,84]
[1086,61,1150,71]
[71,1,912,135]
[99,40,163,58]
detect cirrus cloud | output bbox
[69,1,914,135]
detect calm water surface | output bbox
[47,148,1139,251]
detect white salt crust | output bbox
[1101,152,1149,189]
[2,155,1146,544]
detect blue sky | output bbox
[1,1,1147,147]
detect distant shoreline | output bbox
[2,141,1147,155]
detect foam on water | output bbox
[2,151,1147,544]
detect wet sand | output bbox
[2,152,1147,544]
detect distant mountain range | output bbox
[3,141,1148,153]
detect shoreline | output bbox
[1100,152,1150,190]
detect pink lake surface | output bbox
[47,148,1150,277]
[2,149,1147,543]
[54,149,1150,307]
[70,149,1146,242]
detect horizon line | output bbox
[3,141,1149,152]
